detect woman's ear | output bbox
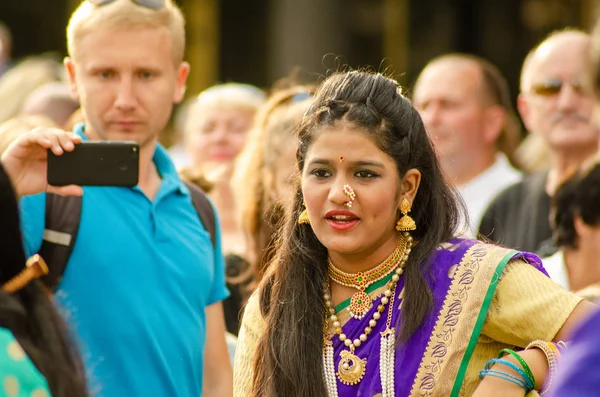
[399,168,421,208]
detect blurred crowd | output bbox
[2,0,600,396]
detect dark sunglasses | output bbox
[531,78,588,97]
[87,0,165,9]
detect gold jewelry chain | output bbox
[328,236,409,290]
[323,232,413,386]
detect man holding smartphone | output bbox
[1,1,233,396]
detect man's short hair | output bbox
[419,53,522,161]
[519,28,589,92]
[67,0,186,63]
[553,155,600,249]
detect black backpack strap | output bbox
[38,183,215,291]
[39,193,83,290]
[183,180,216,248]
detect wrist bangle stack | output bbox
[526,340,559,396]
[479,358,535,392]
[499,349,536,390]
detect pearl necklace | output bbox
[328,237,408,320]
[323,233,412,392]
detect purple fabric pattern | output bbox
[330,239,546,396]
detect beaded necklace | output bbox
[323,232,412,393]
[328,237,408,319]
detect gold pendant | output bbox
[349,291,371,319]
[337,349,367,385]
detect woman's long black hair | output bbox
[251,71,463,396]
[0,164,88,397]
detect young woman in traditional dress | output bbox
[233,71,593,397]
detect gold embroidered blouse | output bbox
[233,259,582,396]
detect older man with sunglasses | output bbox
[6,0,233,396]
[479,29,598,255]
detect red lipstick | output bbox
[325,209,360,231]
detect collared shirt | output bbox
[457,153,522,237]
[19,123,229,397]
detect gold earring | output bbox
[396,198,416,231]
[298,201,310,224]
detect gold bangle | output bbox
[525,340,558,396]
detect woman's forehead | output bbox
[305,125,394,166]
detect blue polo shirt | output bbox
[19,124,229,397]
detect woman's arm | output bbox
[553,300,596,341]
[473,260,598,396]
[473,348,548,397]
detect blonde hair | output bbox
[188,83,265,116]
[232,86,312,282]
[185,83,266,138]
[67,0,186,63]
[0,115,58,155]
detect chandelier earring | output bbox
[395,198,416,231]
[298,201,310,225]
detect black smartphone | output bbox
[47,141,140,187]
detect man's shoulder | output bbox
[487,171,547,208]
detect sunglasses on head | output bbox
[531,78,588,97]
[87,0,165,9]
[291,92,311,103]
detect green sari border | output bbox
[449,249,518,397]
[334,272,394,312]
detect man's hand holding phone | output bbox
[1,128,83,197]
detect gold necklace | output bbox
[328,237,409,319]
[323,232,412,386]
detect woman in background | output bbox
[225,87,312,334]
[181,83,265,257]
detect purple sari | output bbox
[327,239,546,397]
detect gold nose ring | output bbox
[343,184,356,209]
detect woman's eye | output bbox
[355,170,378,178]
[311,169,331,178]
